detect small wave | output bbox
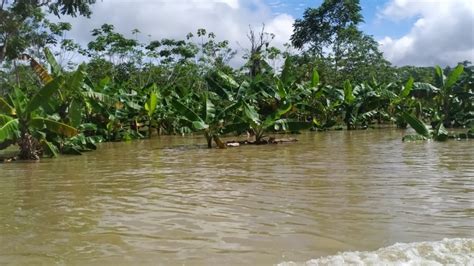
[279,238,474,266]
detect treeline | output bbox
[0,0,473,160]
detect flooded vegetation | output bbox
[1,130,473,264]
[1,0,473,264]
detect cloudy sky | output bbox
[63,0,474,67]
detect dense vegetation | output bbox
[0,0,473,160]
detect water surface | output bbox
[1,129,473,265]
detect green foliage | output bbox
[1,13,472,160]
[402,112,430,138]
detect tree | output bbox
[0,0,95,63]
[291,0,363,54]
[244,25,274,78]
[291,0,393,85]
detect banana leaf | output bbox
[20,53,53,84]
[434,123,448,141]
[145,91,158,117]
[445,64,464,89]
[221,122,249,135]
[44,47,63,76]
[0,97,15,115]
[68,99,82,127]
[400,77,414,98]
[344,80,355,104]
[25,77,63,114]
[202,94,216,122]
[311,68,319,88]
[171,99,208,130]
[29,118,78,137]
[0,115,19,143]
[242,101,261,126]
[82,91,116,106]
[401,112,431,138]
[274,120,312,131]
[40,139,59,158]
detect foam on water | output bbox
[279,238,474,266]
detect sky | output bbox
[62,0,474,67]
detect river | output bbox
[1,129,473,265]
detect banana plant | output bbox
[401,112,448,142]
[341,80,380,130]
[412,65,465,127]
[171,93,232,148]
[435,65,464,126]
[43,48,116,128]
[143,84,159,137]
[241,100,290,143]
[0,78,78,160]
[388,77,418,128]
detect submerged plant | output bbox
[0,79,78,159]
[401,112,448,142]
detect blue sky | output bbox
[267,0,416,39]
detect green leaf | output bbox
[277,79,287,100]
[0,115,19,142]
[275,120,312,132]
[0,97,15,115]
[171,99,203,122]
[400,77,414,98]
[242,101,261,126]
[68,99,82,127]
[445,64,464,89]
[67,64,86,92]
[62,146,82,155]
[82,91,116,106]
[29,118,78,137]
[217,100,241,119]
[344,80,355,104]
[206,71,237,101]
[401,112,431,138]
[280,57,293,85]
[126,101,142,110]
[171,99,208,131]
[145,91,158,117]
[262,102,292,129]
[204,95,216,122]
[221,122,249,135]
[40,139,59,158]
[25,77,63,114]
[435,65,445,87]
[275,102,292,117]
[44,47,62,76]
[192,120,209,130]
[413,82,439,94]
[434,123,448,141]
[311,68,319,88]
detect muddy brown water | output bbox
[0,129,473,265]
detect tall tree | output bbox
[291,0,363,54]
[291,0,392,84]
[0,0,95,63]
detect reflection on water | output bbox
[0,129,473,265]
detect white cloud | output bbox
[378,0,474,66]
[60,0,295,66]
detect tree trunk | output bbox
[205,132,212,148]
[18,130,40,160]
[213,135,226,149]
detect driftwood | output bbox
[0,156,18,163]
[225,137,297,147]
